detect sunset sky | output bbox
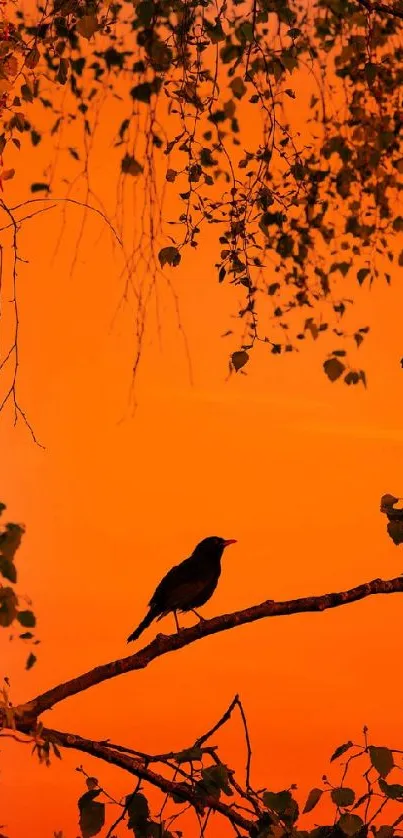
[1,33,403,837]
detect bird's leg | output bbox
[173,610,181,633]
[191,609,206,623]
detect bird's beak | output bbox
[223,539,237,547]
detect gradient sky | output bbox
[1,52,403,838]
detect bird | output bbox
[127,536,237,643]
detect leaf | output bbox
[31,130,41,146]
[17,610,36,628]
[21,84,33,103]
[331,788,355,807]
[26,652,37,670]
[231,350,249,372]
[0,523,24,559]
[338,814,364,836]
[386,520,403,546]
[330,261,350,277]
[56,58,69,85]
[158,247,181,268]
[230,77,246,99]
[330,741,353,762]
[375,828,394,838]
[239,21,254,41]
[200,765,232,797]
[121,154,143,176]
[323,357,345,382]
[135,1,154,26]
[78,790,105,838]
[19,631,34,640]
[30,183,50,193]
[369,746,394,778]
[126,792,150,832]
[2,169,14,182]
[378,779,403,800]
[357,268,370,285]
[305,319,319,340]
[0,557,16,583]
[277,234,293,258]
[0,587,18,627]
[263,790,298,823]
[52,742,62,759]
[76,15,99,39]
[166,169,177,183]
[364,62,377,85]
[205,20,226,43]
[380,494,399,510]
[131,82,153,103]
[344,371,360,386]
[25,47,40,69]
[303,788,323,814]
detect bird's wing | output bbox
[149,557,212,611]
[149,557,193,602]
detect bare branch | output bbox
[8,198,124,248]
[195,696,240,748]
[15,574,403,723]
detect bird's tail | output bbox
[127,607,157,643]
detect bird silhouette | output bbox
[127,536,237,643]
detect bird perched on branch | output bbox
[127,536,237,643]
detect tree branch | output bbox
[14,574,403,725]
[42,727,255,833]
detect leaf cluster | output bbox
[0,0,401,382]
[0,502,38,668]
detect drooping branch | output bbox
[15,574,403,725]
[42,727,255,833]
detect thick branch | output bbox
[42,727,254,833]
[16,575,403,723]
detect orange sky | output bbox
[1,42,403,838]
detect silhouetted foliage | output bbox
[0,502,38,668]
[380,494,403,546]
[0,0,401,416]
[65,715,403,837]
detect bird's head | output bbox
[193,536,237,560]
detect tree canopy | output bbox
[0,0,402,426]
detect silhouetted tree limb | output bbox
[42,727,255,833]
[13,574,403,727]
